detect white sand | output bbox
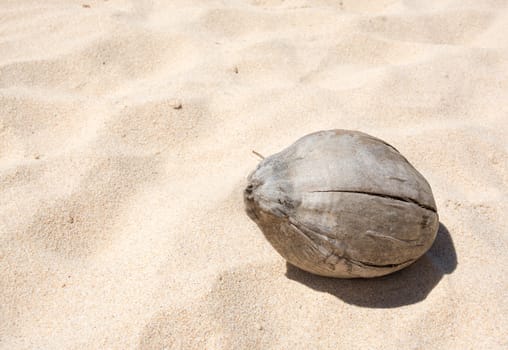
[1,0,507,349]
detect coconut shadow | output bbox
[285,222,457,308]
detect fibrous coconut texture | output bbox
[245,130,439,278]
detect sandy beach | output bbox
[1,0,507,348]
